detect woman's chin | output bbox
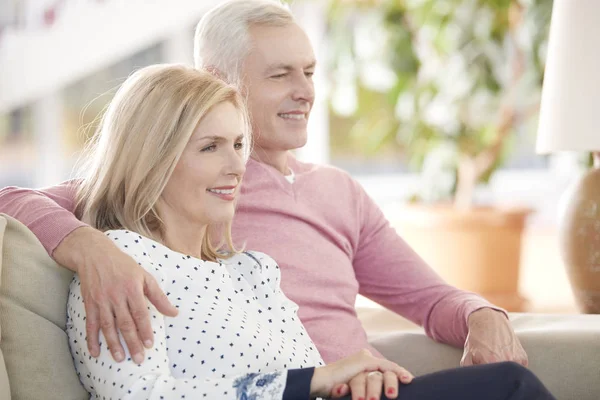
[206,213,235,226]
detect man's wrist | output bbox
[468,307,506,325]
[53,226,103,272]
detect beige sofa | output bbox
[1,213,599,400]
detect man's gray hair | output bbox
[194,0,295,87]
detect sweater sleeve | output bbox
[0,180,86,256]
[66,233,315,400]
[351,180,505,348]
[284,368,315,400]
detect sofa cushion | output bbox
[0,214,88,400]
[370,313,600,400]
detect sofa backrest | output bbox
[0,214,88,400]
[0,217,11,400]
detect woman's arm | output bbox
[244,251,325,367]
[240,251,415,398]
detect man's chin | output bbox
[286,140,307,151]
[283,131,308,151]
[255,126,308,151]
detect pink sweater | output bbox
[0,154,499,362]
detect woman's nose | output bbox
[227,152,246,178]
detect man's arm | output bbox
[350,180,528,365]
[0,181,85,257]
[349,179,503,348]
[0,183,177,361]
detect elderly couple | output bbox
[0,1,555,399]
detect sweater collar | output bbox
[245,153,298,193]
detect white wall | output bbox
[0,0,220,112]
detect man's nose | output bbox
[292,73,315,103]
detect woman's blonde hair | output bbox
[76,64,251,261]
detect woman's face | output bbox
[160,101,247,228]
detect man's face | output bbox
[242,22,316,153]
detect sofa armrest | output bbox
[369,313,600,400]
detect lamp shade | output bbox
[536,0,600,154]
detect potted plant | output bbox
[326,0,553,310]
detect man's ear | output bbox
[204,65,228,84]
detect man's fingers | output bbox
[460,351,474,367]
[99,305,126,363]
[145,273,178,317]
[507,349,529,367]
[464,347,529,367]
[472,349,494,365]
[114,301,146,364]
[506,345,529,366]
[84,301,101,357]
[127,291,154,350]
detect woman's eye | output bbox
[272,73,286,79]
[201,144,217,152]
[305,71,314,78]
[234,142,244,150]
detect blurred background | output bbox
[0,0,588,326]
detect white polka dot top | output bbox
[66,230,324,399]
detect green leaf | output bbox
[326,0,553,203]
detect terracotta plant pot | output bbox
[392,205,531,312]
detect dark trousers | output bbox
[337,362,556,400]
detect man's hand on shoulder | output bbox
[54,227,178,363]
[461,307,528,367]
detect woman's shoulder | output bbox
[224,251,279,270]
[103,230,174,284]
[104,229,166,266]
[104,230,168,255]
[224,251,281,288]
[104,229,151,253]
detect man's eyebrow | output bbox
[266,61,317,72]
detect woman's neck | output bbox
[154,212,207,259]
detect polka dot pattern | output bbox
[66,230,324,399]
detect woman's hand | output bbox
[342,370,403,400]
[310,349,414,399]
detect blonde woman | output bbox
[66,64,416,400]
